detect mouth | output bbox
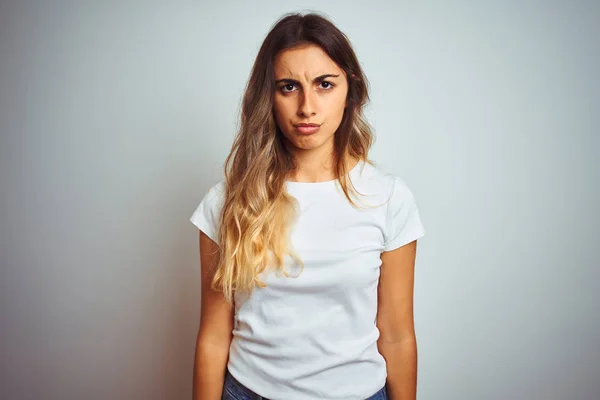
[294,123,321,135]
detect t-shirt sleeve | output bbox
[190,181,225,243]
[383,177,426,252]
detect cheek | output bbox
[273,101,293,136]
[273,100,289,123]
[327,93,347,120]
[328,91,347,113]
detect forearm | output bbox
[378,336,417,400]
[192,337,231,400]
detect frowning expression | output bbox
[273,44,348,153]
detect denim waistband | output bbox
[222,369,388,400]
[224,369,266,399]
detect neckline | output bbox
[285,159,364,188]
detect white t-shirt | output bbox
[190,160,426,400]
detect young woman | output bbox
[190,12,426,400]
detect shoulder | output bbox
[197,179,227,211]
[207,179,226,200]
[354,161,411,199]
[361,164,425,251]
[190,179,226,242]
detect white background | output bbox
[1,1,598,399]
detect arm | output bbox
[377,240,419,400]
[192,231,234,400]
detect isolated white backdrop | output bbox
[0,1,598,399]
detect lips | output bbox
[294,123,321,135]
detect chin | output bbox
[294,143,320,151]
[280,125,334,150]
[292,137,332,151]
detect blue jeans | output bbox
[222,369,388,400]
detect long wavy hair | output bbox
[212,12,375,303]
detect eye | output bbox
[320,81,335,90]
[280,83,297,93]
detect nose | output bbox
[297,90,317,117]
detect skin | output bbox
[272,44,350,182]
[378,241,419,400]
[192,232,233,400]
[193,43,419,400]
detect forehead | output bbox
[273,44,343,77]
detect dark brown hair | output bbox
[214,12,375,302]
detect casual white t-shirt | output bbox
[190,160,426,400]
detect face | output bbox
[272,44,348,155]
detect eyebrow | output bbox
[274,74,340,85]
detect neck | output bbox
[288,150,359,183]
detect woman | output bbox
[190,12,425,400]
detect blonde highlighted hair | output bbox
[211,12,376,303]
